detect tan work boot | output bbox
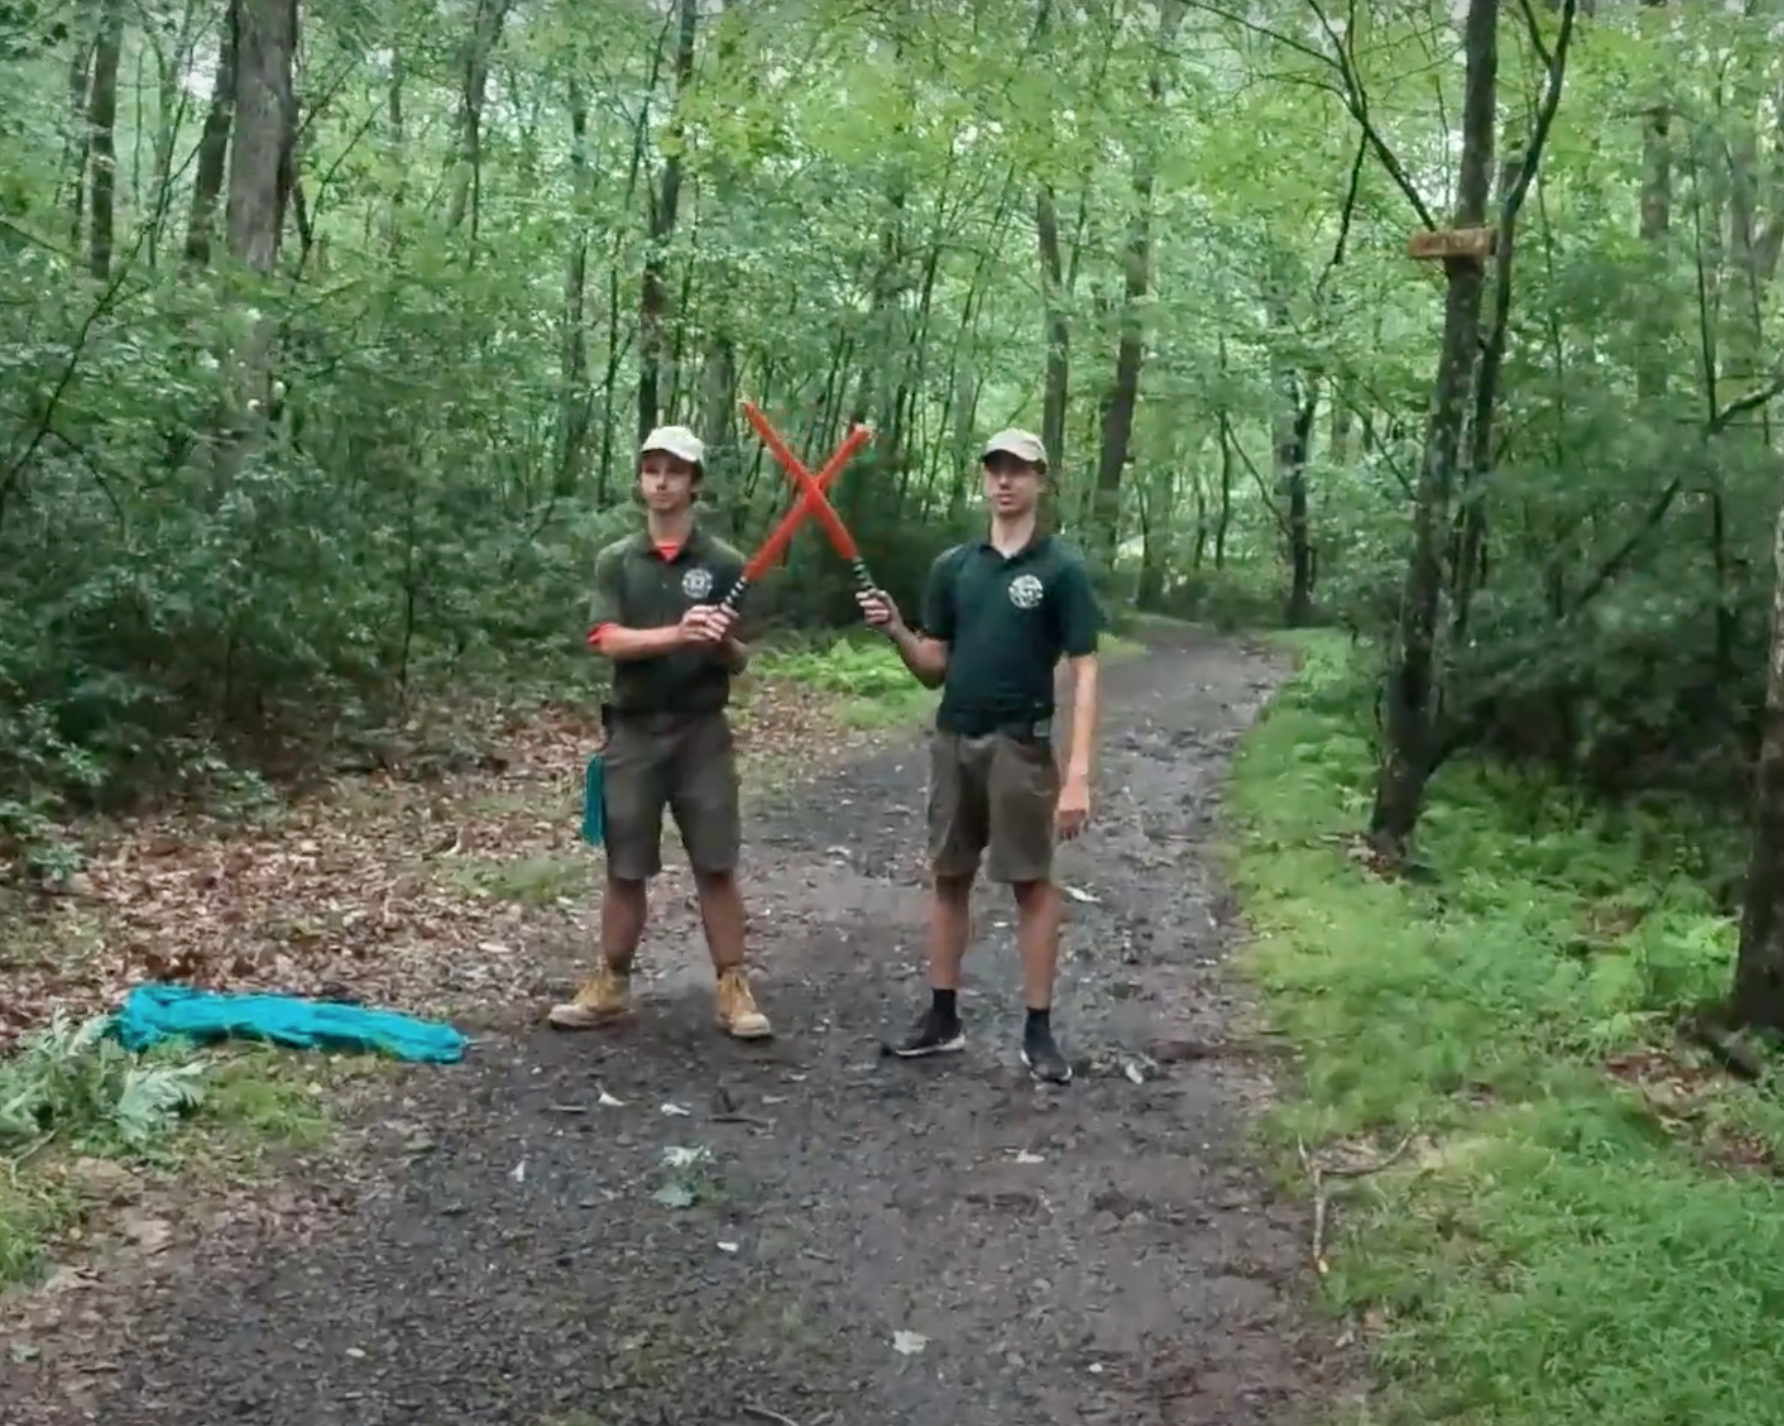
[547,962,631,1029]
[714,966,772,1040]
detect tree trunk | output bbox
[1367,0,1500,859]
[224,0,293,274]
[1090,0,1185,568]
[1454,3,1577,638]
[64,36,95,247]
[1031,0,1070,472]
[84,0,123,281]
[638,0,698,444]
[445,0,512,241]
[1215,410,1234,570]
[210,0,296,497]
[555,82,592,497]
[1037,186,1070,470]
[1281,394,1315,625]
[1733,498,1784,1030]
[1635,0,1670,402]
[1267,283,1317,626]
[146,32,183,268]
[183,0,237,268]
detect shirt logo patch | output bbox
[681,565,714,600]
[1008,573,1044,610]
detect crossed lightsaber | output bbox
[719,400,879,612]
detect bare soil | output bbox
[3,627,1363,1426]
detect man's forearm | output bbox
[595,626,685,661]
[890,626,947,688]
[1066,657,1099,781]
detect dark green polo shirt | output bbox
[922,534,1102,736]
[588,525,746,715]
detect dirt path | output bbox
[8,629,1357,1426]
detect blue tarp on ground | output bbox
[109,984,468,1064]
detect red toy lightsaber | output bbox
[741,401,879,596]
[720,419,874,613]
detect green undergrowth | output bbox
[0,1015,358,1289]
[757,627,1143,730]
[756,635,941,728]
[1231,630,1784,1426]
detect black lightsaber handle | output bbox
[720,576,751,614]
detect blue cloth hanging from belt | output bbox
[582,753,606,847]
[109,984,468,1064]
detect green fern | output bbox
[0,1010,208,1156]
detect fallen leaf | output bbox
[652,1182,698,1209]
[892,1330,929,1356]
[120,1212,173,1254]
[597,1088,625,1108]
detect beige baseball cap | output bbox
[981,428,1047,468]
[639,424,705,467]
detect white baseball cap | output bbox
[639,424,705,467]
[981,428,1047,468]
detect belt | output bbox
[601,703,724,730]
[943,716,1054,743]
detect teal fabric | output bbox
[582,753,605,847]
[110,985,467,1063]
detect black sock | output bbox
[1025,1006,1051,1038]
[931,988,958,1020]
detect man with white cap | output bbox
[549,424,772,1040]
[857,428,1102,1084]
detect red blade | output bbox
[742,402,867,562]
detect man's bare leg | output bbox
[602,874,649,968]
[1012,878,1070,1084]
[548,873,648,1029]
[927,871,975,989]
[692,870,746,972]
[694,869,770,1039]
[890,871,974,1057]
[1011,879,1062,1008]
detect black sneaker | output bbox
[1021,1025,1073,1085]
[890,1004,966,1058]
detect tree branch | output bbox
[1224,425,1293,536]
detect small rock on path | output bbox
[6,627,1362,1426]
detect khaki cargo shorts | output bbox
[927,729,1060,885]
[601,711,741,881]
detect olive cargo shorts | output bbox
[927,730,1060,884]
[601,711,741,881]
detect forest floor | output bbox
[1229,633,1784,1426]
[0,623,1366,1426]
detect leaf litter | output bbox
[1,673,885,1053]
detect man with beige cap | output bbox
[549,424,772,1040]
[858,428,1102,1084]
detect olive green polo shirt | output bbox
[588,525,746,715]
[921,534,1102,736]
